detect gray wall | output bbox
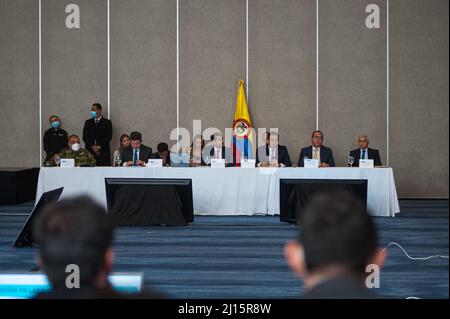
[179,0,246,140]
[390,0,449,197]
[41,0,108,142]
[0,0,39,167]
[249,0,316,157]
[110,0,177,151]
[0,0,448,198]
[319,0,387,167]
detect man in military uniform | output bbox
[59,134,96,167]
[43,115,68,162]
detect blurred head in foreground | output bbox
[284,192,387,299]
[33,196,114,291]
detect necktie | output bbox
[94,119,99,145]
[362,149,366,159]
[215,149,220,159]
[313,148,319,160]
[133,150,138,165]
[270,148,276,164]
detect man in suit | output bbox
[33,196,163,299]
[82,103,113,166]
[256,131,292,167]
[153,142,170,166]
[284,192,387,299]
[297,130,335,167]
[206,132,234,166]
[121,131,153,166]
[349,134,382,167]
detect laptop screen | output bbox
[170,153,190,167]
[0,273,143,299]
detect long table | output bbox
[36,167,400,217]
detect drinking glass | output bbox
[348,156,354,167]
[54,155,61,167]
[115,154,122,167]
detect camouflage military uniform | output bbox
[58,147,97,167]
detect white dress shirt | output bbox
[268,146,276,164]
[214,147,222,159]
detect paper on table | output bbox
[60,158,75,168]
[304,159,319,168]
[211,159,226,168]
[359,159,374,168]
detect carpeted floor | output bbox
[0,199,448,299]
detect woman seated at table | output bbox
[112,134,130,166]
[188,135,205,166]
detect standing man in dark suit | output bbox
[121,131,153,167]
[82,103,113,166]
[349,134,382,167]
[297,130,335,167]
[256,131,292,167]
[284,192,387,299]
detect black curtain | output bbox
[109,185,187,226]
[287,183,364,225]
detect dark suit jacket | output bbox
[297,145,335,167]
[43,127,68,160]
[349,148,382,167]
[82,117,113,166]
[207,146,235,166]
[121,145,154,164]
[153,152,170,166]
[301,277,386,299]
[256,145,292,167]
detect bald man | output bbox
[349,134,382,167]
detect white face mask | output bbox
[71,143,80,152]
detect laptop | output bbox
[13,187,64,248]
[0,273,143,298]
[170,153,190,167]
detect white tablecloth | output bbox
[36,167,400,217]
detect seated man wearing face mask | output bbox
[58,134,96,167]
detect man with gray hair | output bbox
[349,134,382,167]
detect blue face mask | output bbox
[90,111,97,118]
[51,121,60,129]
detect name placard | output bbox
[359,159,374,168]
[146,159,163,168]
[241,159,256,168]
[60,158,75,168]
[304,159,319,168]
[211,159,225,168]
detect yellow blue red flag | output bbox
[232,80,255,164]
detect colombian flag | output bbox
[232,80,255,165]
